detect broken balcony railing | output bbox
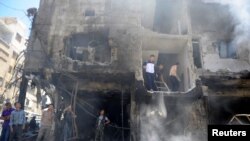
[149,81,196,95]
[154,81,170,92]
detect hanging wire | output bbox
[1,50,25,97]
[0,1,25,12]
[0,1,30,23]
[58,82,131,131]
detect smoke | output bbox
[140,93,203,141]
[140,93,168,141]
[205,0,250,52]
[219,0,249,38]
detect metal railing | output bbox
[228,114,250,125]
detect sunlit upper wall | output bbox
[0,17,27,52]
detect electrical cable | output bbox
[1,50,25,97]
[59,83,131,130]
[0,1,29,24]
[0,1,25,12]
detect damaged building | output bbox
[22,0,250,141]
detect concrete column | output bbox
[183,0,192,35]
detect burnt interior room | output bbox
[207,97,250,124]
[64,30,111,64]
[59,90,131,141]
[54,72,133,141]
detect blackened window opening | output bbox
[192,39,202,68]
[64,32,111,64]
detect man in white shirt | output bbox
[144,55,156,93]
[36,104,54,141]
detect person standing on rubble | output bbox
[169,62,181,91]
[36,104,54,141]
[144,55,156,93]
[29,116,37,132]
[95,109,110,141]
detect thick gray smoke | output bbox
[205,0,250,58]
[140,93,168,141]
[140,93,201,141]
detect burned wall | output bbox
[207,96,250,124]
[25,0,144,80]
[25,3,144,140]
[190,0,250,72]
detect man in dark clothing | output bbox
[0,103,14,141]
[169,63,181,91]
[155,64,164,82]
[95,110,110,141]
[62,105,76,141]
[29,116,37,132]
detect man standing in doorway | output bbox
[95,109,110,141]
[9,102,26,141]
[169,62,181,91]
[36,104,55,141]
[145,55,156,93]
[62,105,77,141]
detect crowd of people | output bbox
[143,54,181,93]
[0,102,29,141]
[0,102,54,141]
[0,101,111,141]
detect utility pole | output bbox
[17,8,37,109]
[18,73,28,109]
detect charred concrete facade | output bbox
[23,0,250,141]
